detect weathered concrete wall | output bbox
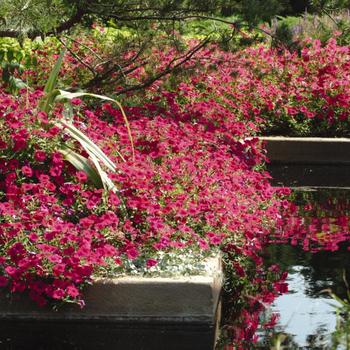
[0,256,222,350]
[260,137,350,164]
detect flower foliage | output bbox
[0,79,282,315]
[3,34,348,344]
[117,37,350,137]
[14,33,350,136]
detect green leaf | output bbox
[6,49,13,62]
[57,90,135,161]
[58,147,103,188]
[40,89,61,115]
[56,120,118,171]
[1,65,10,83]
[9,76,28,90]
[43,49,65,95]
[56,120,120,193]
[39,48,65,114]
[88,152,119,193]
[36,54,133,194]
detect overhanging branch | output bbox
[0,8,85,39]
[114,37,210,96]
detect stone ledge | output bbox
[259,136,350,164]
[0,256,222,325]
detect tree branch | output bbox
[83,41,149,89]
[51,8,86,36]
[57,37,97,77]
[106,13,240,26]
[114,38,210,96]
[0,8,85,39]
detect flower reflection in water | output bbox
[259,189,350,349]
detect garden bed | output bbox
[4,27,348,348]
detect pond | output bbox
[257,189,350,349]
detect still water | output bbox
[258,189,350,349]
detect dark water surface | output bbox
[258,244,349,349]
[0,321,215,350]
[267,164,350,188]
[257,189,350,349]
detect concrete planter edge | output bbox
[259,136,350,164]
[0,255,223,325]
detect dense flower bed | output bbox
[230,38,350,136]
[17,32,350,135]
[158,39,350,137]
[3,34,347,345]
[0,79,284,343]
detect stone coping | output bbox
[0,256,222,324]
[259,136,350,164]
[260,136,350,142]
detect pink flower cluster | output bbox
[0,91,122,306]
[21,34,350,134]
[127,37,350,137]
[0,80,282,315]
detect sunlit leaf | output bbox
[57,90,135,161]
[56,120,119,170]
[39,48,65,114]
[58,147,103,188]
